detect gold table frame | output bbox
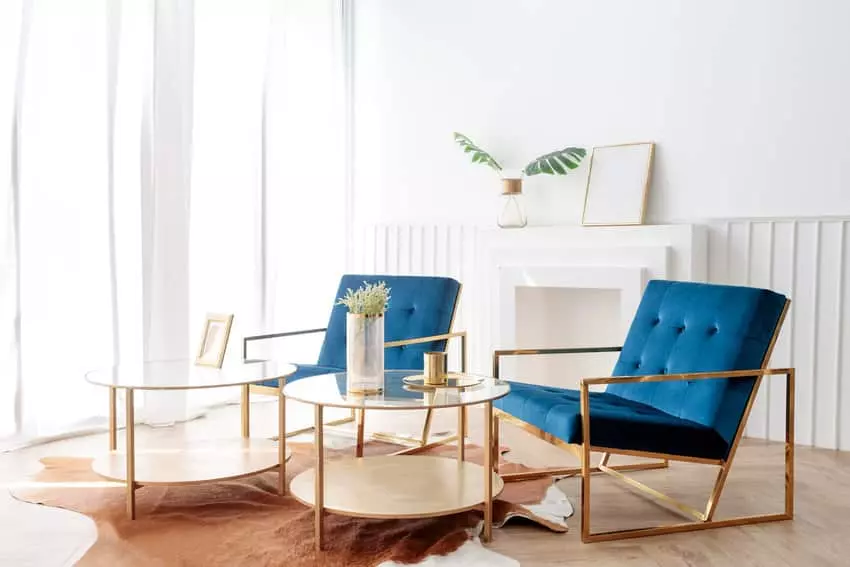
[92,362,297,519]
[283,372,509,551]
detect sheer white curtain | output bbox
[1,0,152,445]
[1,0,348,445]
[0,0,25,439]
[185,0,270,411]
[194,0,348,367]
[264,0,347,357]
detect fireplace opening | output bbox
[514,286,622,390]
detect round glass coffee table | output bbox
[85,359,297,519]
[283,370,510,550]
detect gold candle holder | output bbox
[423,352,447,386]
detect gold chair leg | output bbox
[501,460,668,483]
[371,407,451,449]
[580,369,796,543]
[284,414,356,438]
[390,435,459,456]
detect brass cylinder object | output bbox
[423,351,447,385]
[502,178,522,195]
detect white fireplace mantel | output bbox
[469,224,707,375]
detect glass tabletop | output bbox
[282,370,510,410]
[85,359,297,390]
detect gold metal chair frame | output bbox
[242,285,466,452]
[492,300,793,543]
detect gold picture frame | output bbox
[581,141,655,226]
[195,313,234,368]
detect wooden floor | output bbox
[1,400,849,566]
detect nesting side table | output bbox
[283,370,510,550]
[85,359,297,519]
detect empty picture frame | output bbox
[195,313,234,368]
[581,142,655,226]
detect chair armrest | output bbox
[578,367,795,462]
[580,367,794,387]
[384,331,468,372]
[242,328,328,360]
[492,346,622,379]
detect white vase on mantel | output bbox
[346,312,385,394]
[497,177,527,229]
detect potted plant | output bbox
[337,281,391,394]
[453,132,587,228]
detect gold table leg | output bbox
[315,404,324,551]
[482,400,493,542]
[108,387,117,451]
[241,384,250,438]
[492,412,500,473]
[278,378,286,496]
[355,408,365,458]
[125,389,136,520]
[457,406,466,462]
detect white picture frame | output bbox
[195,313,234,368]
[581,142,655,226]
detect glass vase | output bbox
[346,313,385,394]
[498,178,527,228]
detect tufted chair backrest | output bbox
[607,280,788,453]
[318,274,462,371]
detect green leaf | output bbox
[554,155,579,170]
[523,146,587,176]
[453,132,502,172]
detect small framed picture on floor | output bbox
[195,313,234,368]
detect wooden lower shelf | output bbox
[289,455,504,519]
[92,438,290,485]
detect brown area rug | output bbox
[11,440,570,566]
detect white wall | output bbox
[353,0,850,227]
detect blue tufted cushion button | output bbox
[659,368,667,374]
[634,361,641,369]
[651,317,661,326]
[675,325,685,334]
[708,326,719,335]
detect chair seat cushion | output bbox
[258,364,343,388]
[494,381,730,460]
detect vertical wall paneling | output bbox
[354,219,850,449]
[789,222,817,446]
[767,222,795,441]
[352,224,477,373]
[746,222,773,439]
[815,222,841,448]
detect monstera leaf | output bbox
[453,132,502,172]
[523,147,586,176]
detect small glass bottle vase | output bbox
[498,178,527,229]
[346,313,385,394]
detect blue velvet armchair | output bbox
[492,280,794,543]
[243,274,465,447]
